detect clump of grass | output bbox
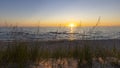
[74,45,92,68]
[29,45,41,62]
[0,42,29,67]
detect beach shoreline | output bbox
[0,39,120,50]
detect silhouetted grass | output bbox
[0,41,120,68]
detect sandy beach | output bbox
[38,39,120,49]
[0,39,120,50]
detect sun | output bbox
[68,23,76,27]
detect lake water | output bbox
[0,26,120,41]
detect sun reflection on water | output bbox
[69,27,75,40]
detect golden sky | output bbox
[0,0,120,27]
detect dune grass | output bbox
[0,41,120,68]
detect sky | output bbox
[0,0,120,27]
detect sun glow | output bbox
[68,23,76,27]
